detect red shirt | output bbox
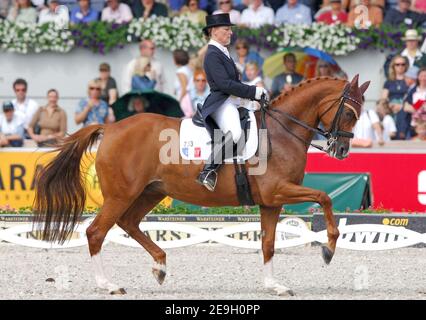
[316,11,348,25]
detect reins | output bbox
[258,83,360,154]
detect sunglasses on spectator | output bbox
[220,0,231,4]
[236,46,247,49]
[395,63,406,66]
[90,87,101,91]
[195,78,206,82]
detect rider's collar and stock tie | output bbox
[258,83,361,154]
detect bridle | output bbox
[259,83,362,155]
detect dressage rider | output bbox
[196,13,269,192]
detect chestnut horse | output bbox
[33,75,369,296]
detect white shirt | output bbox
[352,109,380,141]
[11,98,38,129]
[401,48,423,68]
[122,57,164,94]
[212,9,241,24]
[0,113,24,136]
[101,3,133,24]
[382,114,396,141]
[240,4,274,28]
[209,39,231,59]
[175,65,193,99]
[38,7,70,26]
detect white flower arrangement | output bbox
[0,18,364,55]
[0,20,73,54]
[128,16,206,51]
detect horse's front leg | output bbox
[260,206,295,296]
[275,183,340,264]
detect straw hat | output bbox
[402,29,422,41]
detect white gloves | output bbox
[255,87,270,102]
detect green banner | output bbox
[172,173,371,214]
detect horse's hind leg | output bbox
[86,198,132,294]
[116,189,167,285]
[260,206,294,296]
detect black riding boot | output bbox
[196,132,233,192]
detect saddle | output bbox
[189,104,256,206]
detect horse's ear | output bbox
[359,81,371,94]
[350,74,359,87]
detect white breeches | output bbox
[210,96,256,144]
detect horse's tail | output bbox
[33,124,104,244]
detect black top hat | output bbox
[202,13,235,35]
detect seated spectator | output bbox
[11,78,38,132]
[0,102,24,148]
[75,79,110,126]
[382,55,410,110]
[390,65,418,139]
[131,57,157,90]
[240,0,274,28]
[384,0,425,28]
[213,0,241,24]
[180,0,207,24]
[173,49,194,117]
[101,0,133,23]
[7,0,37,24]
[189,69,210,112]
[401,67,426,139]
[275,0,312,25]
[39,0,70,26]
[233,39,264,82]
[128,96,149,113]
[411,119,426,140]
[243,62,264,87]
[352,106,385,147]
[347,0,383,27]
[400,29,424,67]
[271,53,304,99]
[122,39,164,93]
[315,60,335,77]
[132,0,168,19]
[376,99,397,141]
[316,0,347,24]
[27,89,67,147]
[70,0,99,24]
[97,62,118,122]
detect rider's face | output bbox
[212,26,233,46]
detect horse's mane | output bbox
[271,76,347,107]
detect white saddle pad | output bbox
[179,111,258,163]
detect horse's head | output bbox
[319,74,370,160]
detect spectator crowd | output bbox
[2,0,426,28]
[1,0,426,147]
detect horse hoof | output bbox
[278,289,295,297]
[152,268,167,285]
[110,288,127,295]
[321,245,334,265]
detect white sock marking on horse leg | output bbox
[263,257,292,296]
[152,261,167,273]
[92,253,120,292]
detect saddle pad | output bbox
[179,111,258,163]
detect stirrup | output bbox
[197,170,218,192]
